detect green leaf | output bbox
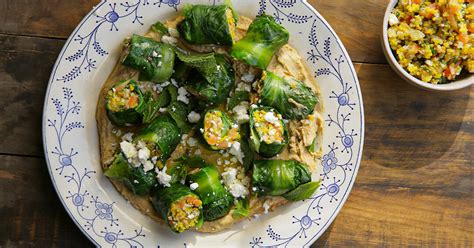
[123,35,175,83]
[104,153,157,196]
[227,90,250,110]
[168,101,192,133]
[231,15,289,69]
[283,181,321,201]
[249,107,288,157]
[187,165,234,221]
[151,21,169,35]
[252,159,312,196]
[177,4,236,45]
[232,198,250,219]
[259,71,318,120]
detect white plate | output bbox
[42,0,364,247]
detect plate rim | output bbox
[41,0,365,246]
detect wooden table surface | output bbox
[0,0,472,247]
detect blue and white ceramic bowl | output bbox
[42,0,364,246]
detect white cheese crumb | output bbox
[138,146,151,162]
[264,112,280,125]
[187,111,201,123]
[187,137,197,147]
[236,82,251,92]
[263,202,270,214]
[121,132,134,142]
[133,180,139,184]
[168,27,180,38]
[228,183,248,199]
[194,149,202,155]
[143,160,154,172]
[159,107,167,113]
[177,87,189,104]
[233,102,250,124]
[151,156,158,165]
[229,141,245,164]
[161,35,177,45]
[190,182,199,190]
[120,141,137,159]
[222,168,237,185]
[156,166,172,187]
[388,13,399,26]
[152,51,159,57]
[240,73,255,83]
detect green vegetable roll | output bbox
[252,159,312,196]
[178,4,237,45]
[187,165,234,221]
[134,115,181,161]
[200,109,240,150]
[176,51,235,104]
[152,184,203,233]
[123,34,175,83]
[249,107,289,157]
[104,153,157,196]
[231,15,289,69]
[259,71,318,120]
[105,79,144,126]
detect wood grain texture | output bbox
[0,34,64,156]
[0,0,472,247]
[0,155,91,247]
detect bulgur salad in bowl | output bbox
[382,0,473,90]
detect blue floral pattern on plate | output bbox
[43,0,364,247]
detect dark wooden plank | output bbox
[0,0,99,39]
[0,0,390,64]
[0,155,92,247]
[0,34,65,156]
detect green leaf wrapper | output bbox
[105,80,145,127]
[134,115,181,161]
[252,159,312,196]
[231,15,289,69]
[176,51,235,104]
[104,153,157,195]
[152,183,203,233]
[283,181,321,201]
[259,71,318,120]
[123,35,175,83]
[249,107,289,157]
[187,165,234,221]
[177,4,236,45]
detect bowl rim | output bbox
[382,0,473,91]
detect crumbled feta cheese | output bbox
[171,78,178,87]
[156,166,172,187]
[152,51,159,57]
[229,141,245,164]
[233,102,250,124]
[161,35,177,45]
[121,132,134,142]
[251,104,258,109]
[264,112,280,125]
[187,111,201,123]
[143,160,154,172]
[222,168,237,185]
[159,107,167,113]
[187,137,197,147]
[120,141,137,159]
[190,182,199,190]
[177,87,189,104]
[236,82,251,92]
[241,73,255,83]
[228,183,249,199]
[263,202,270,214]
[138,146,151,163]
[168,27,180,38]
[194,149,202,155]
[224,160,230,165]
[388,13,399,26]
[112,129,122,137]
[133,180,139,184]
[151,156,158,165]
